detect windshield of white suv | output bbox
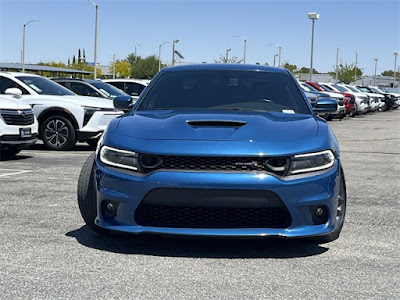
[89,81,129,98]
[136,70,311,114]
[346,86,359,92]
[16,76,76,96]
[369,87,382,93]
[333,85,346,92]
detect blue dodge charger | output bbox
[78,64,346,243]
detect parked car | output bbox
[52,78,131,100]
[0,72,123,150]
[298,82,341,119]
[305,82,346,119]
[78,64,346,243]
[357,86,399,110]
[0,96,38,157]
[103,79,149,102]
[344,85,384,112]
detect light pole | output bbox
[269,44,281,67]
[373,58,378,86]
[110,52,115,79]
[172,39,179,66]
[159,41,170,71]
[308,12,319,81]
[225,48,232,62]
[335,46,340,83]
[393,51,399,87]
[22,19,39,73]
[273,54,278,67]
[233,35,246,63]
[354,51,358,84]
[17,49,23,64]
[134,44,140,63]
[86,0,98,79]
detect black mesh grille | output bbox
[0,110,34,126]
[134,188,292,229]
[135,204,291,228]
[142,155,289,173]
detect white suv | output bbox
[0,96,38,157]
[0,72,123,150]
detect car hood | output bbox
[18,94,115,109]
[0,97,33,110]
[117,110,319,142]
[323,91,343,99]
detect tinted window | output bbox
[16,76,75,95]
[125,82,146,96]
[70,82,100,97]
[0,76,29,94]
[89,81,129,98]
[346,86,359,92]
[137,70,310,114]
[108,82,124,90]
[333,85,346,92]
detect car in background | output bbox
[78,64,346,243]
[319,82,369,114]
[0,96,38,157]
[358,86,399,110]
[343,85,383,112]
[298,82,341,119]
[0,72,123,150]
[103,79,149,101]
[52,78,131,100]
[305,81,346,119]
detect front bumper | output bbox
[79,111,123,135]
[94,159,341,238]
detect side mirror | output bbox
[313,98,338,113]
[5,87,23,96]
[113,95,132,111]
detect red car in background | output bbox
[306,82,356,117]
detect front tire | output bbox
[40,116,76,150]
[77,153,107,234]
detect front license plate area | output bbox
[20,128,32,138]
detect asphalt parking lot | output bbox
[1,110,399,299]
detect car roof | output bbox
[161,63,287,73]
[0,71,42,77]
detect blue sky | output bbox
[0,0,399,75]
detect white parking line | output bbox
[0,170,32,177]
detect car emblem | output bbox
[18,110,26,116]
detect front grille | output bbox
[136,205,291,228]
[144,155,289,174]
[0,109,34,125]
[134,188,292,229]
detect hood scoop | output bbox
[186,120,247,128]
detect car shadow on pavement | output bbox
[0,154,32,161]
[66,226,329,259]
[28,143,95,151]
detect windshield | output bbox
[333,85,346,92]
[302,82,318,92]
[136,70,310,114]
[89,81,129,98]
[346,86,359,92]
[16,76,75,95]
[357,87,370,93]
[369,87,382,93]
[317,84,333,92]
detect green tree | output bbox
[381,69,400,80]
[281,61,298,74]
[109,59,131,78]
[127,54,161,79]
[214,55,243,64]
[329,63,363,84]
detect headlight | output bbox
[99,146,140,171]
[288,150,335,175]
